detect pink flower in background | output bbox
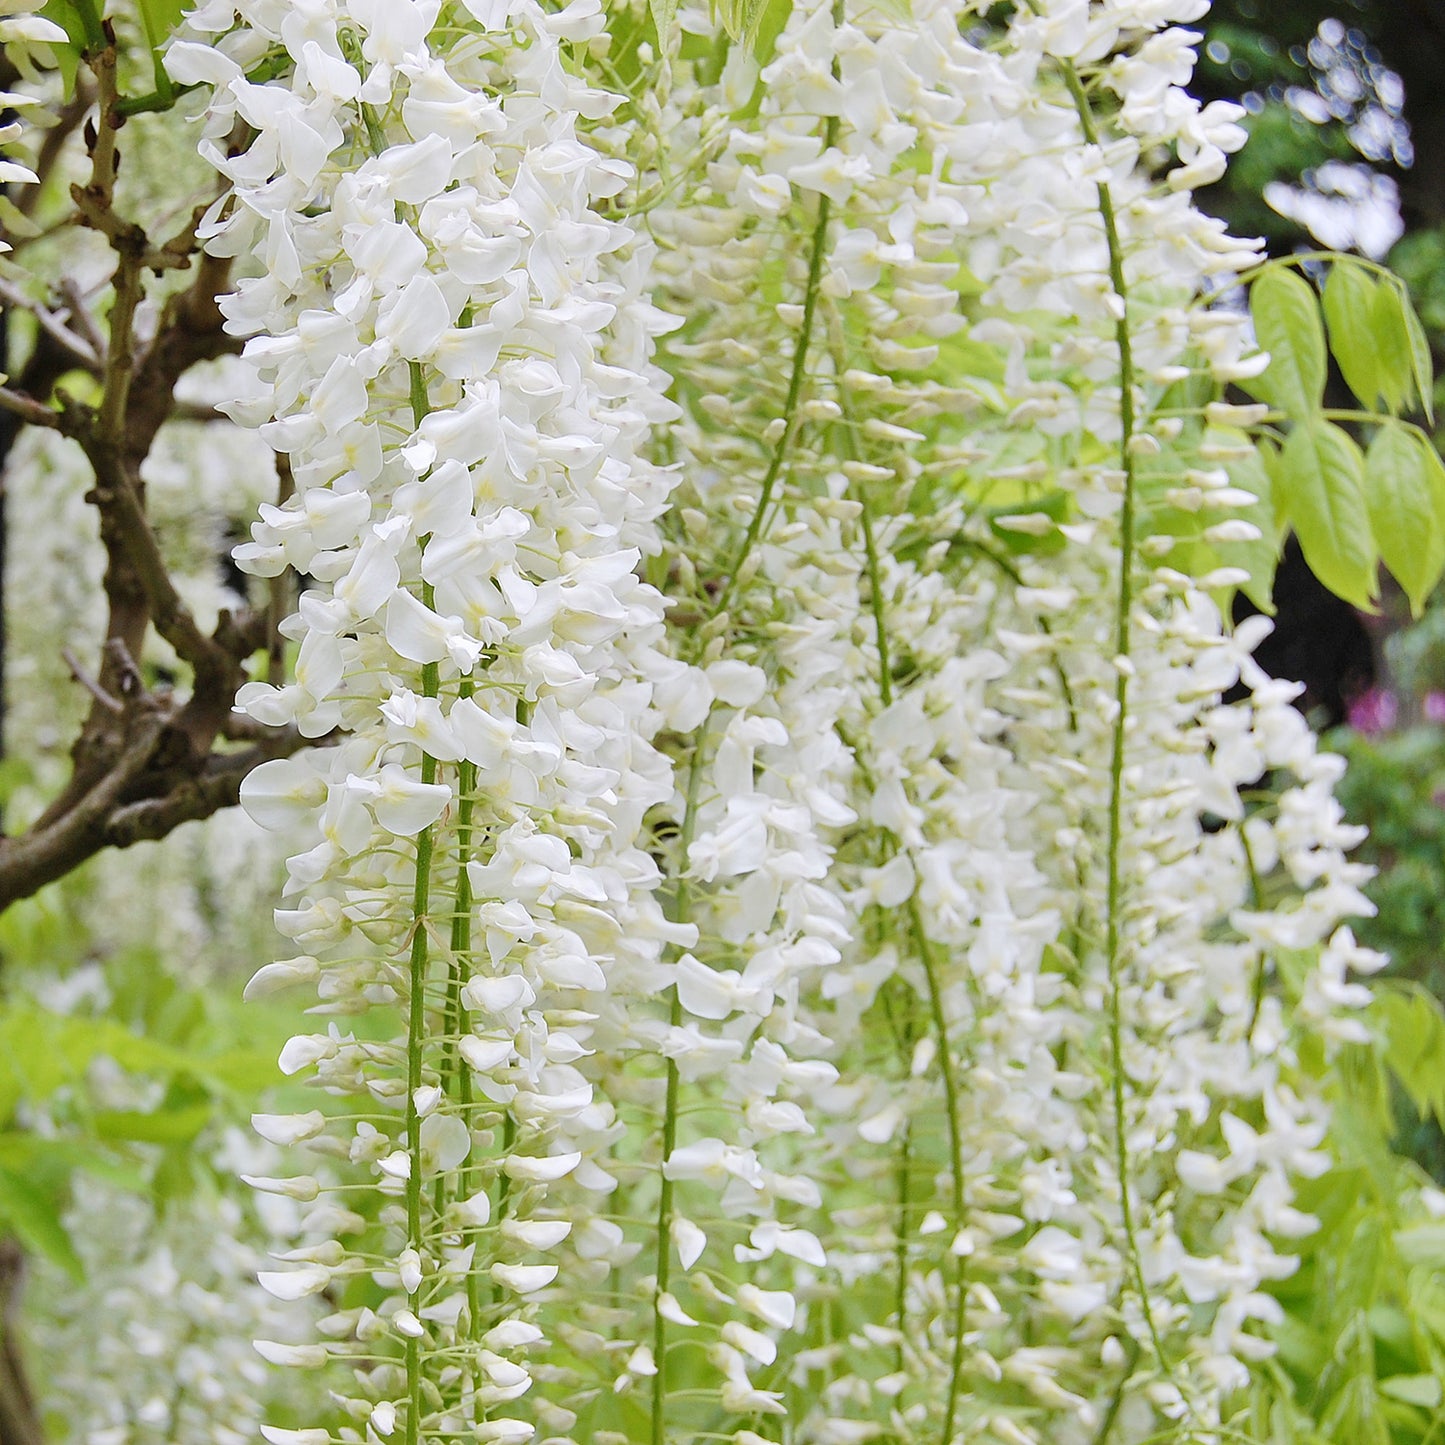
[1424,692,1445,725]
[1347,687,1398,736]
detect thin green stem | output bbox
[710,114,839,622]
[1090,1336,1142,1445]
[404,722,438,1445]
[445,677,479,1327]
[651,728,709,1445]
[859,494,894,707]
[908,897,968,1445]
[1320,407,1429,433]
[1230,249,1400,289]
[840,412,969,1430]
[402,358,442,1445]
[881,980,917,1370]
[892,1120,912,1369]
[1240,826,1269,1045]
[1055,49,1174,1383]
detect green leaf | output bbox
[748,0,792,64]
[986,490,1070,557]
[0,1166,82,1280]
[136,0,188,32]
[1323,262,1383,411]
[647,0,679,52]
[1403,287,1436,425]
[1371,983,1445,1124]
[1277,419,1377,609]
[37,0,88,93]
[135,0,188,99]
[0,1002,278,1126]
[1247,267,1327,418]
[93,1104,212,1145]
[1364,423,1445,616]
[713,0,786,54]
[1371,281,1421,417]
[0,1134,145,1194]
[1395,1224,1445,1269]
[1379,1374,1443,1409]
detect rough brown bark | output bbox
[0,43,305,919]
[0,43,304,1445]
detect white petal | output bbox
[502,1152,580,1182]
[671,1217,706,1270]
[334,533,401,620]
[377,274,451,360]
[242,1174,320,1201]
[251,1111,326,1146]
[721,1320,777,1366]
[481,1320,543,1349]
[359,763,452,835]
[384,590,458,664]
[239,757,327,832]
[489,1262,558,1293]
[738,1284,796,1329]
[420,1112,471,1174]
[257,1265,331,1301]
[459,1034,515,1072]
[252,1340,329,1368]
[474,1421,535,1445]
[500,1219,572,1250]
[244,956,319,1001]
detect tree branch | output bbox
[82,438,240,688]
[0,387,56,430]
[104,731,314,851]
[0,278,101,374]
[0,696,315,912]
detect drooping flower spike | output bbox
[181,0,1390,1441]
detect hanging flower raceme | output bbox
[0,1,69,247]
[172,0,688,1438]
[640,0,1385,1441]
[170,0,1398,1439]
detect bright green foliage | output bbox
[1365,424,1445,615]
[1332,723,1445,1009]
[1321,263,1433,422]
[1251,267,1328,417]
[1324,262,1388,414]
[1277,419,1377,608]
[1374,281,1432,422]
[0,873,296,1286]
[649,0,792,58]
[1245,260,1445,613]
[134,0,185,99]
[39,0,189,107]
[1248,967,1445,1445]
[646,0,678,54]
[1373,983,1445,1132]
[0,1167,83,1279]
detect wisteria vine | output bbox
[170,0,1397,1441]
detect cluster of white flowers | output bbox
[30,1134,324,1445]
[178,0,1390,1440]
[637,0,1384,1441]
[172,0,693,1438]
[0,0,66,238]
